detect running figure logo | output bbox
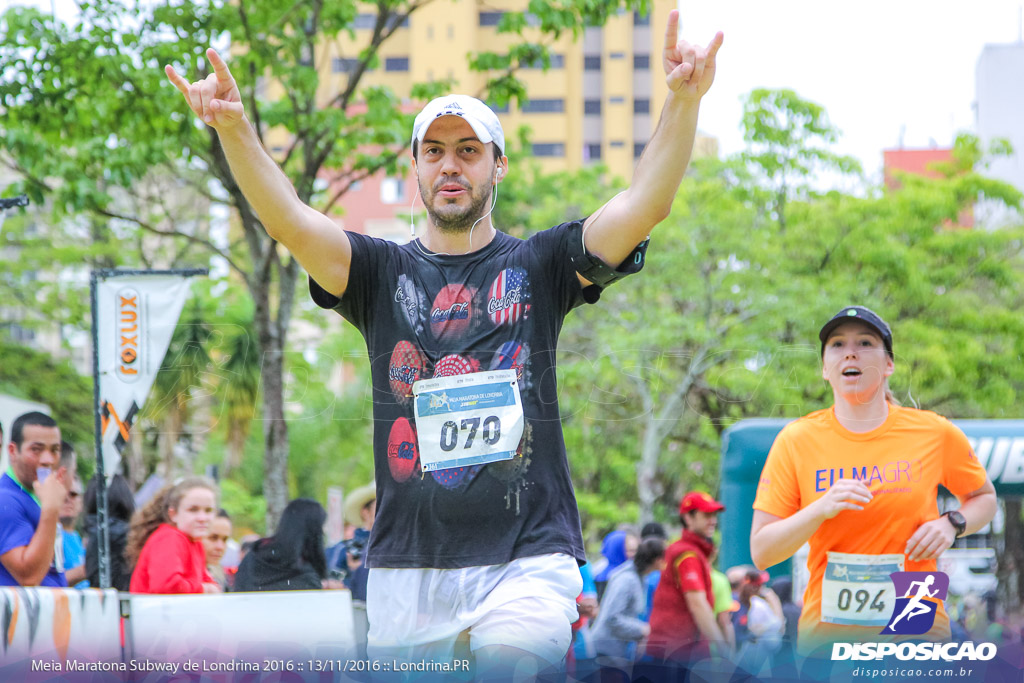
[428,392,452,411]
[882,571,949,635]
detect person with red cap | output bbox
[644,491,728,662]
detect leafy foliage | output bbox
[494,90,1024,544]
[0,341,93,457]
[740,88,863,229]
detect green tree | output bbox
[503,93,1024,543]
[0,342,93,457]
[741,88,862,230]
[215,312,262,477]
[134,280,262,486]
[143,298,213,478]
[557,158,783,526]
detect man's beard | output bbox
[420,177,493,233]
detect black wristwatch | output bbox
[943,510,967,538]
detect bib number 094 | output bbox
[836,588,887,613]
[439,416,501,452]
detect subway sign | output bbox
[965,428,1024,492]
[938,421,1024,495]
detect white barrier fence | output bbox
[0,587,356,681]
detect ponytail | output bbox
[884,379,902,407]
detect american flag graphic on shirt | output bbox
[488,268,529,325]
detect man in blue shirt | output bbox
[0,412,73,587]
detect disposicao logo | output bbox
[831,641,997,662]
[831,571,997,662]
[883,571,948,635]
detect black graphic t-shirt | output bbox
[310,220,597,569]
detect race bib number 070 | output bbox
[412,370,524,472]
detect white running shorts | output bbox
[365,553,582,666]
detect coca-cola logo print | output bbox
[394,274,427,333]
[487,267,531,325]
[388,340,428,404]
[387,417,420,483]
[430,284,474,343]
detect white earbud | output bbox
[410,187,421,237]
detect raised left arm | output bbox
[579,10,723,280]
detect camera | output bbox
[346,534,367,562]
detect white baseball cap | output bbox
[411,94,505,156]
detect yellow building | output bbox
[259,0,721,238]
[314,0,680,178]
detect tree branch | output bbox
[818,221,854,271]
[91,206,244,274]
[327,0,433,112]
[0,279,74,328]
[319,156,400,214]
[1,155,54,195]
[275,255,300,343]
[607,350,654,417]
[235,0,266,144]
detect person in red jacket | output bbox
[645,491,727,662]
[126,476,221,594]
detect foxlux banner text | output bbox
[96,274,196,476]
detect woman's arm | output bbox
[750,478,872,570]
[905,480,997,562]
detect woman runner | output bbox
[750,306,996,656]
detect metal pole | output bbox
[91,270,112,588]
[92,268,209,278]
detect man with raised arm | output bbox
[167,11,722,674]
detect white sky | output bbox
[7,0,1024,182]
[678,0,1024,181]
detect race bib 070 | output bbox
[821,552,904,627]
[412,370,524,472]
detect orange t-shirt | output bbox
[753,404,988,655]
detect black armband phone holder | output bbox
[568,224,649,288]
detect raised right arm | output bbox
[165,49,352,297]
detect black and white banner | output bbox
[95,273,198,476]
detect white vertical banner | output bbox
[95,273,198,477]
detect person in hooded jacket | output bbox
[233,498,327,592]
[83,474,135,591]
[593,529,638,602]
[590,537,666,666]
